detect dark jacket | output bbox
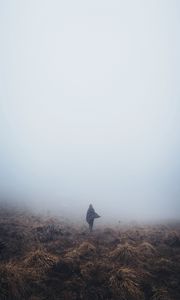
[86,204,100,224]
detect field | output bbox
[0,206,180,300]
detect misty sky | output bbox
[0,0,180,220]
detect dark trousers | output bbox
[88,219,94,232]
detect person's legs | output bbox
[89,219,94,232]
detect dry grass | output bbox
[23,249,58,272]
[80,261,97,280]
[109,267,144,300]
[110,242,138,265]
[0,207,180,299]
[0,262,28,300]
[65,241,96,259]
[138,241,157,258]
[152,287,172,300]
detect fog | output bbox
[0,0,180,221]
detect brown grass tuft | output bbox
[23,249,58,272]
[80,261,97,281]
[65,241,96,259]
[138,242,157,258]
[110,243,138,265]
[152,287,172,300]
[0,262,28,299]
[109,267,144,300]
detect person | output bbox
[86,204,100,232]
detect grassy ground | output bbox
[0,207,180,300]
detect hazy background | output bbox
[0,0,180,221]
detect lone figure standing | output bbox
[86,204,100,232]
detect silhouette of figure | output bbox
[86,204,100,232]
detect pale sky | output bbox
[0,0,180,220]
